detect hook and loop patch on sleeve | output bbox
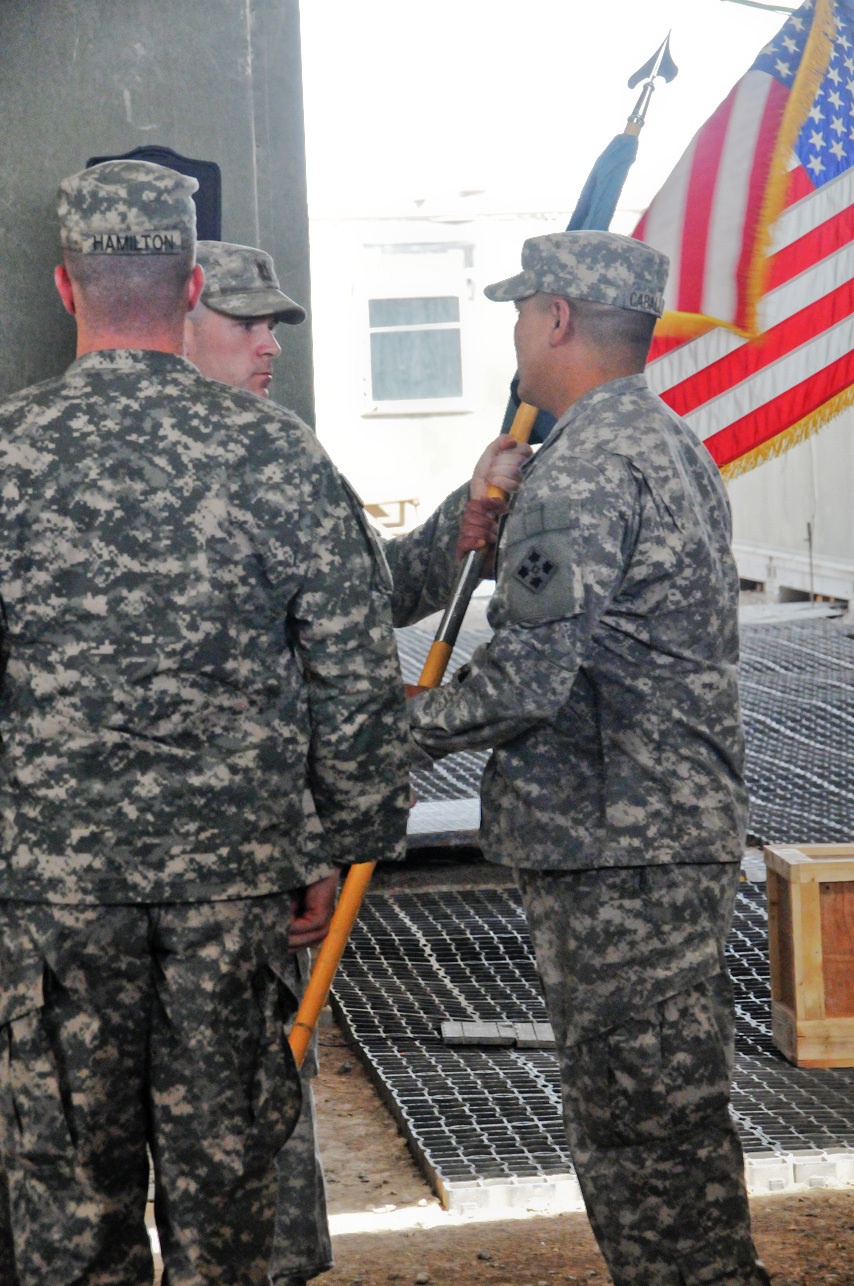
[514,547,558,594]
[499,498,584,624]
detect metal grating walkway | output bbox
[332,878,854,1211]
[374,612,854,1209]
[739,620,854,843]
[399,614,854,844]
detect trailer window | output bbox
[361,243,472,415]
[368,296,462,401]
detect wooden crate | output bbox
[764,844,854,1067]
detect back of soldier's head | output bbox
[58,160,198,332]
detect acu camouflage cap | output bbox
[58,159,198,256]
[196,240,306,324]
[484,230,669,317]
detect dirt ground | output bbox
[314,1014,854,1286]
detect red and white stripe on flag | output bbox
[634,71,788,332]
[634,0,854,476]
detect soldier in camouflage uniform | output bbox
[0,161,410,1286]
[408,231,771,1285]
[187,238,333,1286]
[185,238,529,1286]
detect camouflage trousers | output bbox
[269,949,333,1285]
[0,895,301,1286]
[516,863,771,1286]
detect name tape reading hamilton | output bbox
[74,230,185,255]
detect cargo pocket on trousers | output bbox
[568,979,733,1149]
[0,962,76,1169]
[245,956,302,1174]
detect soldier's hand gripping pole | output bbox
[418,400,539,686]
[288,861,374,1067]
[288,403,538,1069]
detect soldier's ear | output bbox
[548,296,573,347]
[54,264,76,316]
[187,263,205,314]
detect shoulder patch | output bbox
[514,546,558,593]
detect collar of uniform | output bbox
[540,372,649,449]
[67,349,197,378]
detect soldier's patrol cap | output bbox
[484,230,669,317]
[58,160,198,256]
[196,240,306,325]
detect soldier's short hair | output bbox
[63,253,195,332]
[567,296,657,362]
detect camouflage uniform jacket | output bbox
[409,374,748,871]
[0,349,409,904]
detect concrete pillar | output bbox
[0,0,314,424]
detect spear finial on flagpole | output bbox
[625,33,679,136]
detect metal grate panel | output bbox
[398,617,854,842]
[331,879,854,1206]
[739,621,854,843]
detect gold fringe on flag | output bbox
[743,0,836,337]
[721,381,854,481]
[655,311,728,342]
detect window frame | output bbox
[361,243,474,417]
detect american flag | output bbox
[634,0,854,475]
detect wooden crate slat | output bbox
[819,880,854,1018]
[789,880,826,1021]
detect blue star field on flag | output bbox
[754,0,854,187]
